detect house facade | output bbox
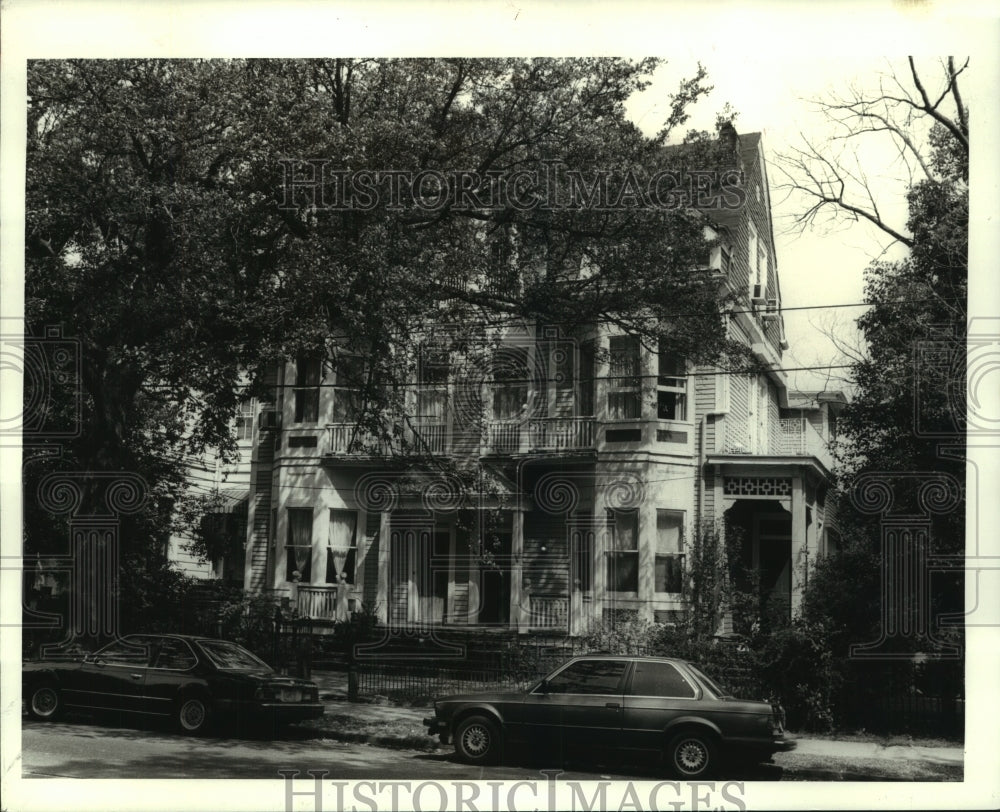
[240,128,843,635]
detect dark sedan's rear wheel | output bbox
[176,694,212,735]
[667,730,716,779]
[27,683,62,721]
[454,715,501,765]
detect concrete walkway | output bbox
[307,669,964,767]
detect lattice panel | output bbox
[723,476,792,497]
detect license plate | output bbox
[279,689,302,702]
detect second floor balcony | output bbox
[484,416,597,455]
[721,416,834,471]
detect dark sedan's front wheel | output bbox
[175,694,212,735]
[667,730,716,779]
[454,715,501,765]
[27,683,62,721]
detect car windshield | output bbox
[686,663,732,698]
[197,640,270,671]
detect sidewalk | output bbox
[305,669,964,770]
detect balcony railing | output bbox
[527,594,569,630]
[327,423,394,456]
[485,417,596,454]
[528,417,596,451]
[410,421,449,455]
[722,416,833,469]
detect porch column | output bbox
[511,509,526,631]
[790,474,807,614]
[375,511,389,624]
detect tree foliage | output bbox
[25,58,744,637]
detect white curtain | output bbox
[327,510,357,580]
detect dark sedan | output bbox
[424,654,794,778]
[23,633,323,735]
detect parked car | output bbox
[23,633,323,735]
[424,654,794,778]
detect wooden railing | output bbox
[327,424,392,455]
[527,594,569,630]
[410,421,449,454]
[722,416,833,468]
[527,417,595,451]
[295,585,355,620]
[485,417,596,454]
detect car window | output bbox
[543,660,627,695]
[197,640,270,671]
[94,636,154,666]
[627,661,697,698]
[153,639,197,670]
[686,663,730,698]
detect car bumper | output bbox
[424,716,451,743]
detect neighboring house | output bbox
[240,127,844,635]
[166,399,256,582]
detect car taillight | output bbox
[771,702,786,733]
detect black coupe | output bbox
[23,633,323,735]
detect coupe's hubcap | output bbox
[462,724,490,756]
[676,739,708,773]
[180,699,206,730]
[32,687,57,716]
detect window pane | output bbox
[657,342,685,385]
[607,552,639,592]
[656,511,683,553]
[96,637,153,665]
[546,660,627,694]
[657,390,686,420]
[609,510,639,551]
[327,510,358,584]
[608,392,641,420]
[155,639,197,670]
[628,661,696,698]
[654,554,684,593]
[286,508,313,582]
[296,356,322,386]
[609,336,640,379]
[295,389,320,422]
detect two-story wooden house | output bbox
[239,127,843,636]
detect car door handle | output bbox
[130,673,143,680]
[605,702,620,709]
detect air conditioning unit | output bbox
[761,298,780,320]
[259,409,281,430]
[751,284,767,305]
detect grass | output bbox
[792,730,963,749]
[296,708,442,752]
[776,751,963,782]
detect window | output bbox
[578,339,595,417]
[197,640,270,671]
[656,340,687,420]
[628,660,697,698]
[607,335,641,419]
[748,221,758,292]
[416,349,449,422]
[492,347,528,419]
[294,355,321,423]
[606,509,639,593]
[235,400,254,440]
[543,659,628,695]
[94,637,153,666]
[758,242,768,287]
[154,638,197,670]
[333,354,364,421]
[655,510,685,593]
[326,509,358,585]
[285,508,313,582]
